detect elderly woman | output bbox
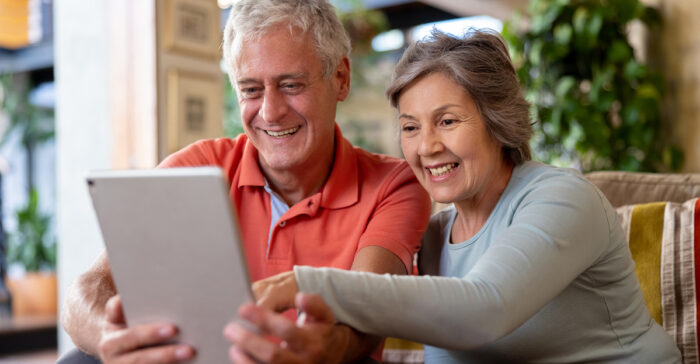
[227,30,681,363]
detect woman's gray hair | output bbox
[387,29,533,165]
[223,0,351,80]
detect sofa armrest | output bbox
[584,171,700,207]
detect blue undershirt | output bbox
[263,181,290,257]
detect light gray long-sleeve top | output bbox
[294,161,681,363]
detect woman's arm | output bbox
[295,175,612,350]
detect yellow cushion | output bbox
[616,198,700,362]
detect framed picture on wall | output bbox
[167,69,223,155]
[163,0,221,58]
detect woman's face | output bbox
[398,72,506,204]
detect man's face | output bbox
[234,27,349,174]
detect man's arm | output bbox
[350,245,407,274]
[61,252,115,355]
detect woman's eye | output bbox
[441,119,456,126]
[401,125,417,133]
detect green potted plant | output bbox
[502,0,682,172]
[0,73,57,316]
[7,189,55,272]
[5,189,57,316]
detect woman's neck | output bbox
[451,161,514,243]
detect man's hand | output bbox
[253,271,299,312]
[97,295,195,364]
[224,293,349,364]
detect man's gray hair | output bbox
[223,0,351,81]
[387,29,533,165]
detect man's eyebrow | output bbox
[278,72,307,80]
[236,72,308,85]
[236,78,258,86]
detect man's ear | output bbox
[335,57,351,101]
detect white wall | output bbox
[54,0,112,353]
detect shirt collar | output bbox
[237,135,266,188]
[319,124,358,209]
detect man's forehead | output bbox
[231,26,323,82]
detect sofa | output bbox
[383,171,700,364]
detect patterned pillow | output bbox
[382,337,424,364]
[616,198,700,363]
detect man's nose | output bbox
[418,128,444,156]
[259,89,289,122]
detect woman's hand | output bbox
[252,270,299,312]
[224,293,347,364]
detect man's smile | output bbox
[264,126,300,137]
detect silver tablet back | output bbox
[87,167,253,363]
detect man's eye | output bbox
[282,83,303,92]
[241,88,262,98]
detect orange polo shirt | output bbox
[159,125,431,282]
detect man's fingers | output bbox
[252,281,264,301]
[99,323,179,358]
[237,304,322,357]
[224,322,303,364]
[105,295,125,325]
[255,295,275,312]
[295,293,335,325]
[229,345,259,364]
[117,344,195,364]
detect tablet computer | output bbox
[87,167,253,363]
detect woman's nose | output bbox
[418,128,444,156]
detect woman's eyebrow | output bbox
[399,104,461,120]
[433,104,460,114]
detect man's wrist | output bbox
[327,323,353,364]
[333,323,381,364]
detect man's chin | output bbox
[259,154,306,172]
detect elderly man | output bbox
[60,0,430,363]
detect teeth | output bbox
[428,163,458,176]
[265,126,299,137]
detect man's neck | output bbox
[261,143,336,206]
